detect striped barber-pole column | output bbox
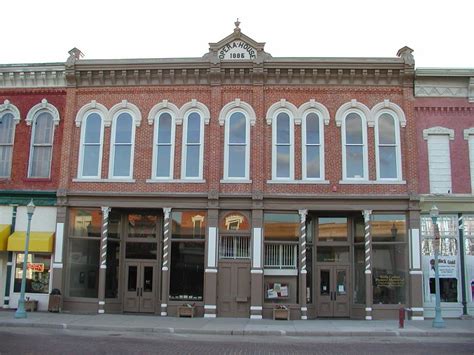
[161,208,171,316]
[98,206,110,314]
[299,209,308,320]
[363,210,372,320]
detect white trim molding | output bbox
[151,108,176,180]
[178,99,210,125]
[109,100,142,127]
[370,100,406,127]
[223,108,251,180]
[26,99,60,126]
[75,100,109,127]
[266,99,299,125]
[464,127,474,140]
[147,100,180,126]
[423,126,455,140]
[335,99,372,127]
[0,100,21,124]
[219,98,256,126]
[297,99,330,126]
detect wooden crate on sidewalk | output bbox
[178,305,195,318]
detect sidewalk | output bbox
[0,310,472,337]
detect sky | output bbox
[1,0,473,68]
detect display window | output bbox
[463,215,474,304]
[14,253,51,294]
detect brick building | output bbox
[1,23,426,319]
[414,69,474,317]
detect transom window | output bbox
[29,112,55,178]
[110,111,135,178]
[376,112,401,180]
[273,111,294,179]
[79,112,104,178]
[182,111,203,179]
[0,112,16,177]
[342,111,368,180]
[153,112,175,179]
[224,111,249,179]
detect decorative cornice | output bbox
[218,98,256,126]
[75,100,110,128]
[178,99,211,125]
[414,106,473,114]
[109,100,142,127]
[335,99,372,127]
[0,65,65,88]
[147,100,180,125]
[26,99,60,126]
[297,99,331,126]
[266,99,299,125]
[371,99,407,127]
[423,126,455,140]
[0,100,21,124]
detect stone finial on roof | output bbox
[396,46,414,66]
[234,18,241,33]
[66,47,84,66]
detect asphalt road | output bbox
[0,327,473,354]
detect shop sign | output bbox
[218,41,256,60]
[27,263,45,272]
[428,256,457,278]
[374,274,404,288]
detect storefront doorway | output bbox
[217,259,251,317]
[316,264,350,317]
[123,261,157,313]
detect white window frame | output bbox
[151,110,176,180]
[77,110,105,179]
[181,110,205,180]
[26,99,60,179]
[341,109,369,181]
[464,128,474,193]
[374,110,402,181]
[302,110,325,180]
[272,109,295,180]
[0,100,20,178]
[223,109,250,180]
[108,110,136,179]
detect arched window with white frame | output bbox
[153,111,176,179]
[182,111,204,179]
[342,111,368,180]
[0,100,20,178]
[375,112,402,180]
[302,111,324,180]
[224,110,250,180]
[273,111,294,180]
[109,111,135,179]
[26,99,60,179]
[79,112,105,178]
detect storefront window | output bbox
[463,215,474,303]
[353,244,365,304]
[127,214,158,238]
[264,213,299,269]
[67,209,101,298]
[421,215,460,304]
[306,217,313,304]
[372,214,407,304]
[169,211,206,301]
[318,217,347,242]
[14,253,51,294]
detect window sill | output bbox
[73,178,136,183]
[24,178,52,183]
[146,179,206,184]
[220,179,252,184]
[264,269,298,276]
[267,180,329,184]
[339,180,406,185]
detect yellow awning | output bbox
[0,224,11,251]
[7,231,54,253]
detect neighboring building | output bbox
[415,68,474,317]
[47,23,421,320]
[0,63,66,310]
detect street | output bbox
[0,327,472,354]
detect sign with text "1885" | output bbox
[218,41,256,60]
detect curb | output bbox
[1,321,473,337]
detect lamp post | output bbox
[430,205,445,328]
[14,200,35,319]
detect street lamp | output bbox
[430,205,445,328]
[14,200,36,319]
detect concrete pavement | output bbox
[0,310,472,337]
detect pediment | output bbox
[204,20,271,64]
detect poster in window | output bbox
[428,256,457,278]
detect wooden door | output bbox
[123,261,156,313]
[316,265,350,317]
[217,261,250,317]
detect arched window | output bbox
[376,112,401,180]
[273,111,294,180]
[342,111,368,180]
[182,111,204,179]
[224,111,249,179]
[29,111,55,178]
[109,111,135,178]
[0,111,17,178]
[302,111,324,179]
[79,112,105,178]
[153,111,175,179]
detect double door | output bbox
[316,265,350,317]
[123,261,157,313]
[217,261,251,317]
